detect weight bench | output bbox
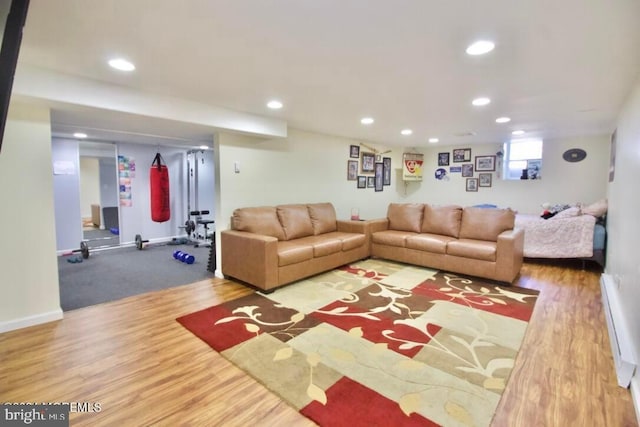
[189,210,215,248]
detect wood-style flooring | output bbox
[0,260,637,426]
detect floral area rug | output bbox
[177,259,539,426]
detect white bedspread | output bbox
[515,213,596,258]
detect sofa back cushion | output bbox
[277,204,315,240]
[421,204,463,237]
[459,207,515,241]
[232,206,286,240]
[307,202,338,235]
[387,203,424,233]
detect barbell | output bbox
[69,241,90,259]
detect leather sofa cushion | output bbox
[421,204,463,238]
[459,207,515,241]
[340,233,366,251]
[308,203,338,235]
[372,230,416,247]
[446,239,497,262]
[387,203,424,233]
[406,233,455,254]
[277,241,313,266]
[295,235,343,257]
[322,231,366,251]
[277,204,314,240]
[232,206,286,240]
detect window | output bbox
[502,139,543,180]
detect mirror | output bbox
[79,142,120,249]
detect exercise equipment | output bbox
[184,149,215,248]
[69,241,90,259]
[135,234,150,250]
[150,152,171,223]
[67,235,119,258]
[173,250,195,264]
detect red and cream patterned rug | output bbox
[177,259,539,426]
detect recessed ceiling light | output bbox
[267,100,283,109]
[495,117,511,123]
[512,130,525,135]
[360,117,374,125]
[108,58,135,71]
[199,145,209,150]
[466,40,495,56]
[73,132,87,139]
[472,97,491,106]
[428,138,439,143]
[401,129,413,136]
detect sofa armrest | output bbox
[496,228,524,282]
[221,230,279,289]
[368,218,390,233]
[336,219,369,234]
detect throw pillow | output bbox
[582,199,608,217]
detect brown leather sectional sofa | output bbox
[221,203,370,292]
[221,202,523,292]
[370,203,523,283]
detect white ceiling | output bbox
[17,0,640,147]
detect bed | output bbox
[514,204,607,268]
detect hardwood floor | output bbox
[0,260,637,426]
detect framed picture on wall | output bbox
[479,173,492,187]
[527,159,542,180]
[350,145,360,159]
[453,148,471,163]
[375,162,384,191]
[475,155,496,171]
[383,157,391,185]
[357,176,367,188]
[438,152,450,166]
[466,178,478,192]
[347,160,358,180]
[461,163,474,177]
[367,176,375,188]
[361,152,375,173]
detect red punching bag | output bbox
[150,153,171,222]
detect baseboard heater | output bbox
[601,274,637,387]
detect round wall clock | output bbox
[562,148,587,162]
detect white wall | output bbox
[116,143,188,244]
[399,136,610,214]
[79,157,100,218]
[217,128,402,231]
[606,75,640,411]
[0,103,62,332]
[217,129,610,228]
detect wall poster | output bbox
[402,153,424,181]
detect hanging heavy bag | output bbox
[150,152,171,222]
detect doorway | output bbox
[79,142,120,249]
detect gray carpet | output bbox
[58,243,215,311]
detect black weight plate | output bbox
[80,241,89,259]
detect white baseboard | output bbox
[0,309,63,334]
[631,376,640,425]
